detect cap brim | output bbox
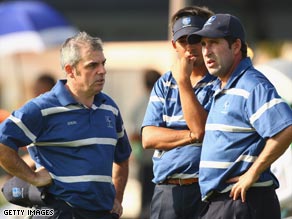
[187,28,228,44]
[173,26,202,42]
[187,34,202,44]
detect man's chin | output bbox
[90,86,103,95]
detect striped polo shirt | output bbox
[0,80,132,211]
[142,71,216,184]
[200,58,292,201]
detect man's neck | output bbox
[65,83,94,108]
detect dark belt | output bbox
[160,178,199,185]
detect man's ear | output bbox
[64,64,74,78]
[171,40,177,49]
[233,39,242,54]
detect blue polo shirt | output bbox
[142,71,216,184]
[0,80,132,211]
[200,58,292,201]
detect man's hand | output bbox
[227,171,259,202]
[111,198,123,218]
[0,144,52,187]
[228,126,292,202]
[33,166,52,187]
[171,51,194,83]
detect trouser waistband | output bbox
[44,194,112,218]
[159,178,199,185]
[207,186,275,202]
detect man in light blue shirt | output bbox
[187,13,292,219]
[142,6,215,219]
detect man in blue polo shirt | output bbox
[187,14,292,219]
[0,32,131,219]
[141,6,215,219]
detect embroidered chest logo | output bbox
[67,121,77,126]
[105,116,113,128]
[221,101,230,114]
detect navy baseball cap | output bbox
[172,15,207,42]
[187,14,246,44]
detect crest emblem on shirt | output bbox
[221,101,230,114]
[105,116,113,128]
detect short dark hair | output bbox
[224,36,248,58]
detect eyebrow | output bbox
[84,58,106,66]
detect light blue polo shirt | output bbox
[142,71,216,184]
[200,58,292,201]
[0,80,132,211]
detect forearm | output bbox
[248,125,292,181]
[177,79,207,141]
[112,159,129,203]
[0,144,37,184]
[22,153,36,170]
[171,56,208,142]
[229,125,292,201]
[142,126,191,150]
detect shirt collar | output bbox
[212,57,253,92]
[52,79,107,107]
[224,57,253,89]
[201,72,217,84]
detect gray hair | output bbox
[60,31,103,69]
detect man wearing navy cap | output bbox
[186,14,292,218]
[141,6,215,219]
